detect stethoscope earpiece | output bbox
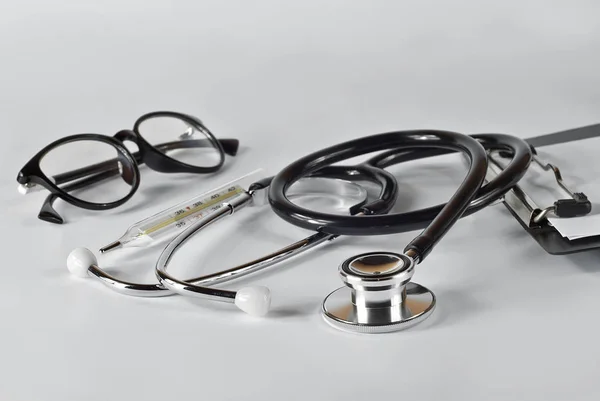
[67,247,272,316]
[67,247,96,278]
[321,252,436,334]
[234,286,272,316]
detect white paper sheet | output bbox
[548,215,600,240]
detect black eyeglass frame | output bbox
[16,111,239,223]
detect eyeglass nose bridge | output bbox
[113,128,195,173]
[113,129,146,165]
[114,129,138,143]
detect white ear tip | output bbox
[67,248,97,278]
[234,286,271,317]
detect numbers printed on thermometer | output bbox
[140,185,245,237]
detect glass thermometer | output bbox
[99,169,265,253]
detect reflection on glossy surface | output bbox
[287,177,367,215]
[348,253,405,276]
[322,282,436,334]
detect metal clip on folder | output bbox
[487,139,597,255]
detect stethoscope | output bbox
[68,130,532,333]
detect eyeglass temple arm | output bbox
[39,169,122,224]
[52,138,239,186]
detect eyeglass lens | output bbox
[39,139,135,204]
[136,116,222,168]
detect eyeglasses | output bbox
[16,111,239,224]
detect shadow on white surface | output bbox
[409,287,485,332]
[559,250,600,275]
[268,298,322,319]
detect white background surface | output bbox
[2,1,600,400]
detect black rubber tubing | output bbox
[268,130,491,262]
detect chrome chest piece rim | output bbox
[321,252,436,334]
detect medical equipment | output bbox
[67,175,373,298]
[487,149,599,255]
[98,170,269,253]
[266,131,533,332]
[16,111,239,224]
[68,131,531,316]
[66,124,599,334]
[66,153,401,295]
[100,184,243,252]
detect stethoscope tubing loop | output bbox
[268,130,532,261]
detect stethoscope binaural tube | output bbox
[66,176,385,306]
[153,184,371,316]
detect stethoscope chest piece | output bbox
[321,252,436,334]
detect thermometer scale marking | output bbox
[140,185,244,236]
